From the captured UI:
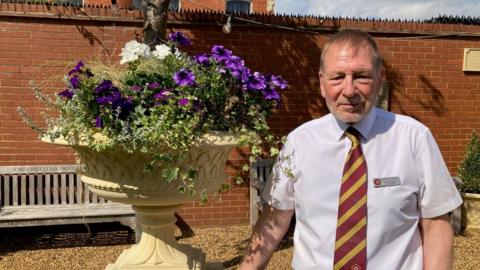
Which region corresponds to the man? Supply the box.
[240,29,462,270]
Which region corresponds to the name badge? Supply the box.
[373,176,401,188]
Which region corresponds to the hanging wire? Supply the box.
[185,0,322,34]
[182,0,480,39]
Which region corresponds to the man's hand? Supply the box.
[420,214,454,270]
[239,206,294,270]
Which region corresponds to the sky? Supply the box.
[274,0,480,21]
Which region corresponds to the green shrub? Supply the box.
[458,130,480,193]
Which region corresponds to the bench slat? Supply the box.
[68,174,75,204]
[3,176,10,206]
[12,175,18,206]
[84,180,90,203]
[53,174,59,204]
[76,176,82,204]
[45,174,51,205]
[20,175,26,205]
[60,174,67,204]
[29,175,35,205]
[92,190,98,203]
[0,203,134,221]
[36,175,43,205]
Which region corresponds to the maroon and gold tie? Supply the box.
[333,127,367,270]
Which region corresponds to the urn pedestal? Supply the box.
[45,132,238,269]
[461,192,480,231]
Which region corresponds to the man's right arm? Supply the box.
[239,206,294,270]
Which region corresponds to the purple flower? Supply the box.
[95,116,103,128]
[70,75,80,89]
[178,98,189,106]
[153,89,171,101]
[118,98,134,119]
[193,100,204,112]
[95,90,121,105]
[131,85,142,92]
[211,45,233,62]
[147,82,161,89]
[244,72,266,91]
[58,88,74,99]
[194,53,211,66]
[94,80,115,94]
[68,61,84,76]
[236,68,251,83]
[225,56,249,81]
[268,75,288,90]
[173,69,196,87]
[225,56,244,71]
[262,88,280,102]
[168,32,191,46]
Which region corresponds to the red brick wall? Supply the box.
[181,0,225,12]
[1,5,479,225]
[82,0,270,13]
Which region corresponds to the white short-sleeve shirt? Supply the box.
[263,107,462,270]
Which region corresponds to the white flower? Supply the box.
[152,44,172,60]
[119,40,151,65]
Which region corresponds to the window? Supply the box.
[133,0,180,11]
[226,0,251,14]
[169,0,180,11]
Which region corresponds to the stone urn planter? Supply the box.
[43,131,238,270]
[461,192,480,231]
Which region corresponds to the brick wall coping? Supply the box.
[1,2,480,37]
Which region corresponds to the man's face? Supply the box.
[319,43,383,124]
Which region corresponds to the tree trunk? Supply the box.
[143,0,171,48]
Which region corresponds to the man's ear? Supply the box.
[378,65,386,85]
[319,71,326,98]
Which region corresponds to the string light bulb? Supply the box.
[223,15,232,34]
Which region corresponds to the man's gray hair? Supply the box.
[319,29,383,71]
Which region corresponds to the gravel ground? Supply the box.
[0,223,478,270]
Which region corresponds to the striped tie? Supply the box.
[333,127,367,270]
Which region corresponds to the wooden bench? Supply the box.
[249,159,274,227]
[0,165,135,229]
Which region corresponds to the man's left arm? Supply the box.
[419,214,454,270]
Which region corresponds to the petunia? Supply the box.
[147,82,161,89]
[118,98,134,119]
[194,53,211,66]
[153,89,171,100]
[119,40,151,64]
[131,85,142,92]
[178,98,189,106]
[152,44,172,60]
[225,55,245,72]
[244,72,266,91]
[95,116,103,128]
[262,88,280,102]
[68,61,84,76]
[168,32,191,46]
[70,75,80,89]
[94,80,115,94]
[269,75,288,90]
[173,69,196,87]
[58,88,74,100]
[211,45,233,63]
[193,100,204,112]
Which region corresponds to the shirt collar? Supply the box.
[330,107,377,141]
